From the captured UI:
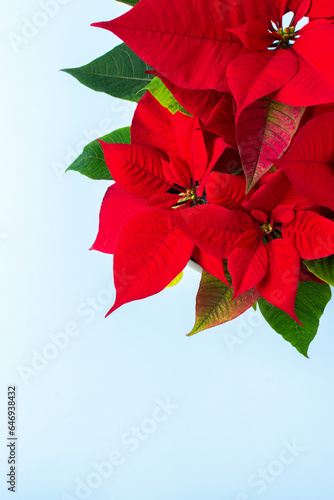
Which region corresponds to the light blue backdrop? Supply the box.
[1,2,333,499]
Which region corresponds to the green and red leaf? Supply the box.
[236,97,305,192]
[188,270,260,335]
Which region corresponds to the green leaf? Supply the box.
[116,0,139,5]
[62,44,152,102]
[142,77,191,115]
[258,281,331,357]
[188,271,260,336]
[303,256,334,286]
[66,127,130,180]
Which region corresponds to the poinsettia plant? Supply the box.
[63,0,334,357]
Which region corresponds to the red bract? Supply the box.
[227,6,334,116]
[288,0,334,18]
[169,170,334,321]
[65,0,334,351]
[275,111,334,211]
[102,93,226,206]
[227,48,298,120]
[92,0,334,195]
[93,0,334,115]
[147,71,237,147]
[108,209,194,314]
[92,0,267,92]
[91,184,149,254]
[92,93,230,312]
[271,23,334,108]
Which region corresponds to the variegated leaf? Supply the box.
[236,97,305,192]
[188,270,260,336]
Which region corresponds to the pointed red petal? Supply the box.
[228,22,278,51]
[282,211,334,259]
[266,0,288,22]
[147,71,236,144]
[148,192,181,209]
[227,49,298,121]
[197,136,228,198]
[192,247,230,286]
[251,209,268,223]
[233,229,261,248]
[282,182,317,211]
[131,92,189,157]
[173,115,208,181]
[242,169,290,214]
[294,0,311,24]
[257,239,301,323]
[288,0,334,18]
[228,238,268,296]
[108,210,194,314]
[206,172,247,209]
[99,141,170,199]
[294,24,334,96]
[93,0,268,91]
[161,157,192,190]
[273,28,334,106]
[275,112,334,211]
[200,96,236,146]
[91,185,149,254]
[271,204,296,223]
[167,205,256,259]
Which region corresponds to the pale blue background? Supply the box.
[1,2,333,499]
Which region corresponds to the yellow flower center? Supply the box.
[277,26,295,44]
[172,189,197,209]
[185,189,196,200]
[262,221,273,234]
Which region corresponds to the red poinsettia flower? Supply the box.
[101,92,226,211]
[168,169,334,321]
[91,93,228,314]
[92,0,334,119]
[226,0,334,119]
